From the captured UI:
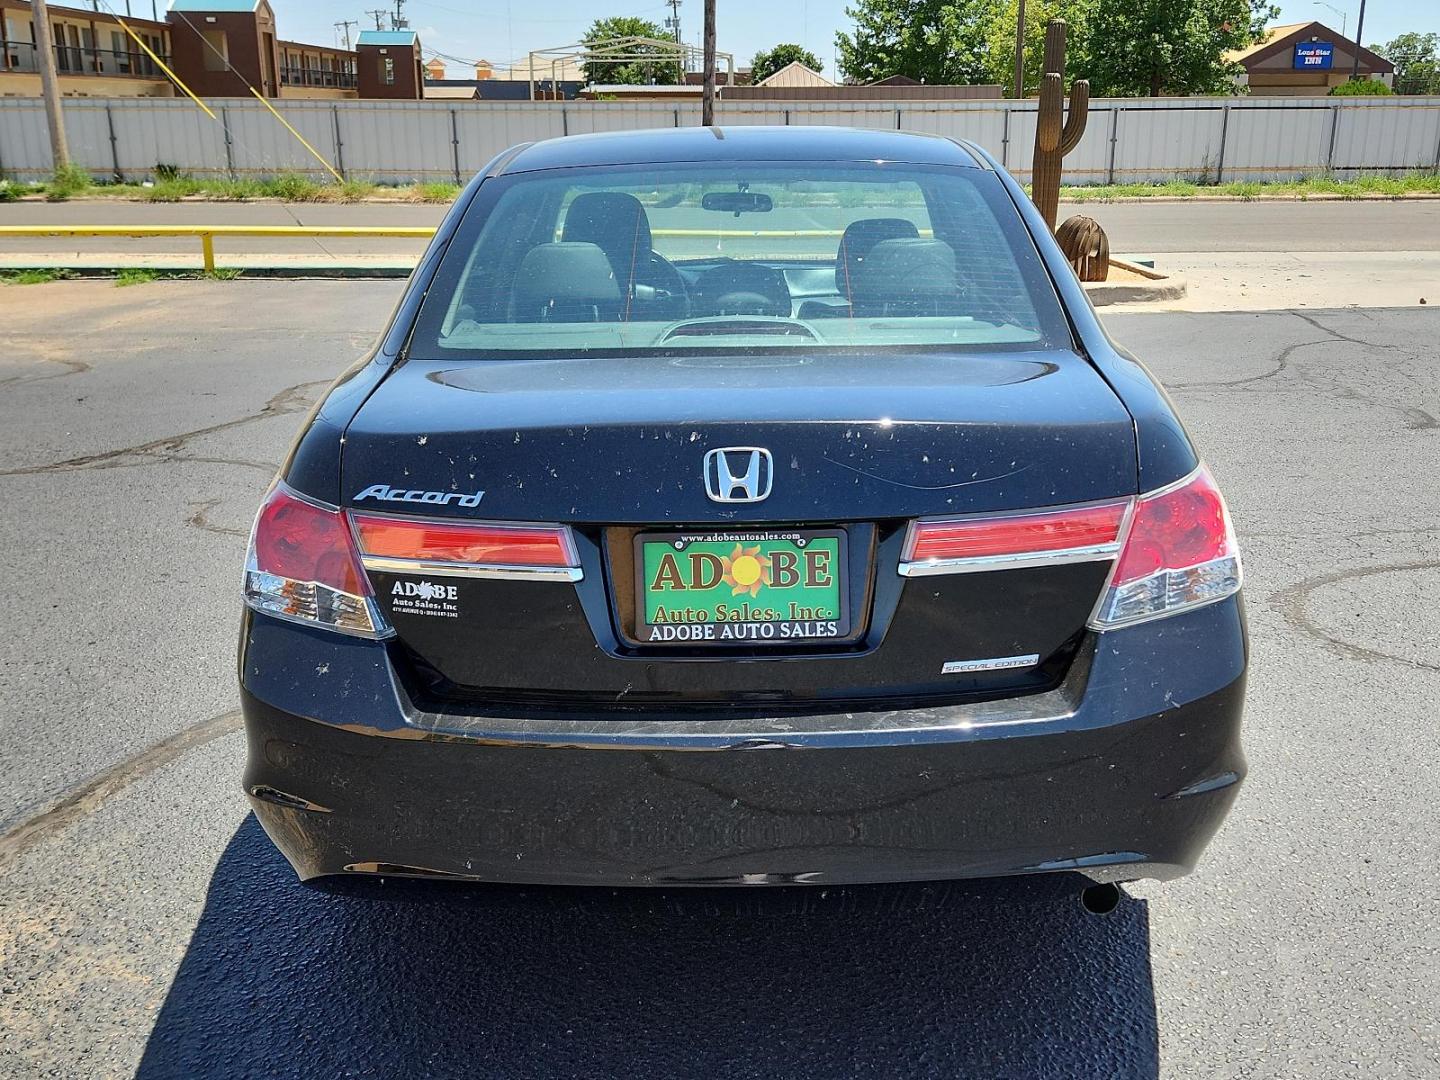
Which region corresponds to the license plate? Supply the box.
[634,528,850,645]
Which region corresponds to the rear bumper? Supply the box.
[240,597,1247,887]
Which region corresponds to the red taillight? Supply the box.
[254,486,368,594]
[902,500,1128,568]
[244,484,383,637]
[1093,465,1241,628]
[1111,468,1231,586]
[351,515,579,572]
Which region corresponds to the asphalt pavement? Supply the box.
[0,280,1437,1078]
[3,196,1440,254]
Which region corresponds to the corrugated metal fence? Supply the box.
[1,95,1438,185]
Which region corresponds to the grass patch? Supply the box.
[115,268,161,287]
[200,267,243,280]
[1062,173,1440,201]
[1,268,78,285]
[44,163,93,201]
[410,182,462,203]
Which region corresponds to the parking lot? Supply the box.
[1,279,1437,1078]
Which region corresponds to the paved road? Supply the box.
[3,197,1440,254]
[1,281,1437,1078]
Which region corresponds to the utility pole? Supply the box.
[334,20,358,49]
[701,0,715,125]
[366,9,388,31]
[391,0,408,30]
[1349,0,1367,81]
[1012,0,1026,97]
[31,0,70,171]
[664,0,683,78]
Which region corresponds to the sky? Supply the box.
[258,1,1439,81]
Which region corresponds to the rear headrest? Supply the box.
[849,238,957,306]
[510,242,621,321]
[560,192,652,280]
[837,217,920,298]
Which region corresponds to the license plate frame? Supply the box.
[632,527,851,647]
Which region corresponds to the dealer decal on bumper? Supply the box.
[389,580,460,619]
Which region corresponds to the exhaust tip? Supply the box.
[1080,882,1123,915]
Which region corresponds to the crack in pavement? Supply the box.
[1167,337,1329,390]
[0,379,326,478]
[0,709,244,873]
[1270,560,1440,673]
[186,498,248,538]
[1289,310,1402,352]
[0,340,93,388]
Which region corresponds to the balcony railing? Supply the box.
[2,41,170,79]
[280,65,357,89]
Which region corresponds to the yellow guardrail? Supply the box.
[0,225,437,273]
[0,223,938,273]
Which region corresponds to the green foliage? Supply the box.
[581,16,680,85]
[1376,32,1440,96]
[1,269,77,285]
[412,182,461,203]
[1329,78,1392,96]
[200,267,243,280]
[0,180,18,203]
[750,43,825,84]
[1083,0,1277,97]
[260,173,324,201]
[115,269,161,287]
[980,0,1094,95]
[45,163,93,201]
[836,0,997,85]
[1059,174,1440,200]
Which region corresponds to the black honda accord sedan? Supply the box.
[240,126,1245,891]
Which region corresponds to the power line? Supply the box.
[334,19,358,49]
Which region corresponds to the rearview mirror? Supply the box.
[701,191,774,215]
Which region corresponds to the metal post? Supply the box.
[1106,107,1119,184]
[221,105,235,179]
[201,233,215,273]
[1000,105,1010,167]
[105,102,122,180]
[449,108,460,183]
[1350,0,1367,81]
[1215,105,1230,184]
[333,104,346,179]
[895,107,902,129]
[701,0,715,126]
[1012,0,1025,98]
[32,0,70,170]
[1325,102,1340,173]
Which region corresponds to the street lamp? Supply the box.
[1313,1,1346,39]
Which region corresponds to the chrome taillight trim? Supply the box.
[359,555,583,583]
[898,542,1122,577]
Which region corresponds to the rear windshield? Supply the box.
[409,160,1070,358]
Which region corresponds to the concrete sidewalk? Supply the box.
[5,249,1436,313]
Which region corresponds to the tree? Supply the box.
[981,0,1094,95]
[751,43,824,83]
[1329,79,1391,96]
[1082,0,1277,97]
[1375,32,1440,96]
[580,16,680,85]
[836,0,996,85]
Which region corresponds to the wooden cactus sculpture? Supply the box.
[1030,19,1089,231]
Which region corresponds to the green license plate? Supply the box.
[634,528,850,645]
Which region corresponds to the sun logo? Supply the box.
[720,543,771,597]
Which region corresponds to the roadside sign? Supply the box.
[1294,42,1334,70]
